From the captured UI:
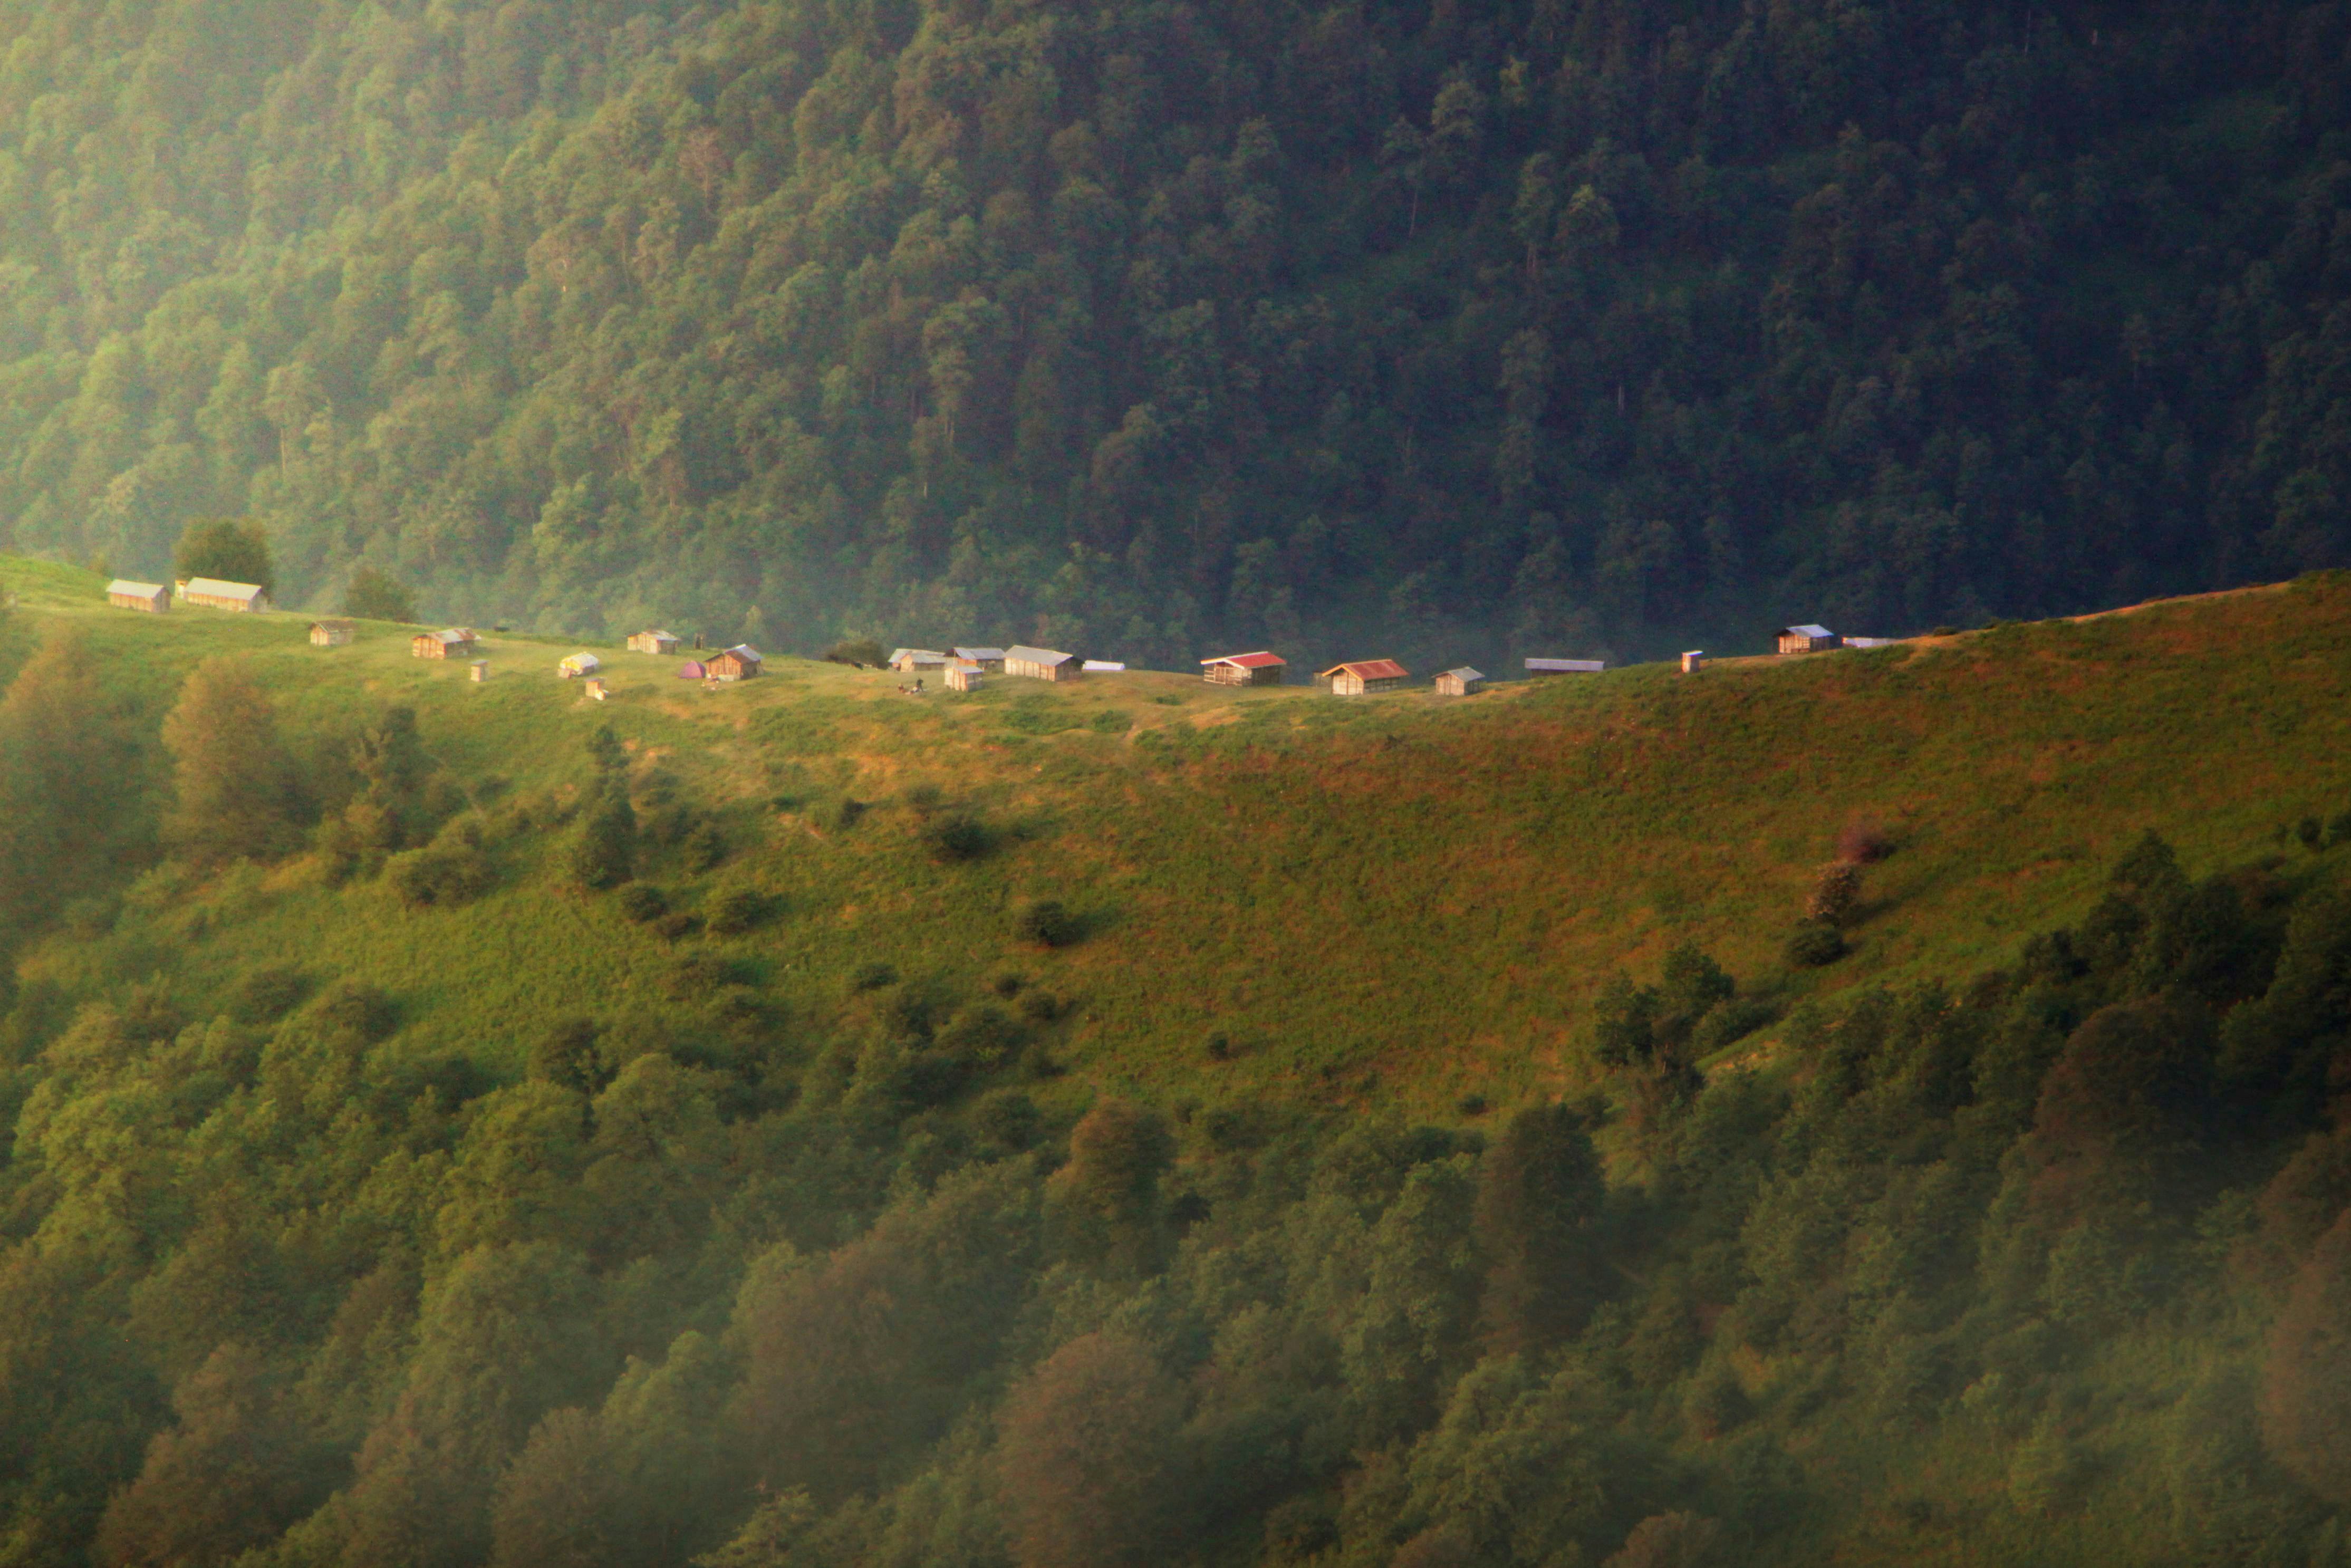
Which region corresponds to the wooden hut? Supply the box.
[1526,658,1605,677]
[1776,624,1840,655]
[413,628,479,659]
[310,619,354,647]
[710,644,764,682]
[1005,646,1081,681]
[946,661,985,692]
[1201,651,1286,686]
[952,646,1006,672]
[469,660,489,682]
[107,580,169,613]
[1433,667,1485,696]
[184,577,269,613]
[889,648,947,673]
[1317,659,1408,696]
[627,629,680,655]
[558,651,602,678]
[1680,650,1706,674]
[584,677,610,701]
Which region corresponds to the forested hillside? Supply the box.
[0,1,2348,661]
[2,563,2351,1565]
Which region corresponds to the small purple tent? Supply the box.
[678,660,707,679]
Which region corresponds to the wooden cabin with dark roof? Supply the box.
[710,645,764,682]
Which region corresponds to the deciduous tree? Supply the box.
[996,1332,1189,1568]
[160,658,301,864]
[1473,1103,1605,1353]
[173,519,274,597]
[2262,1207,2351,1505]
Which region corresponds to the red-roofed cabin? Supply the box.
[1317,659,1409,696]
[1201,651,1287,687]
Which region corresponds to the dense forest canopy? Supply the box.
[0,0,2346,662]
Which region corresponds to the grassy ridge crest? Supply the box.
[5,552,2347,1118]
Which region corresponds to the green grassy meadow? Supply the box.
[8,551,2348,1127]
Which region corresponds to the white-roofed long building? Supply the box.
[182,577,269,612]
[106,580,169,613]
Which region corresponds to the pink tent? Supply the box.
[677,661,707,678]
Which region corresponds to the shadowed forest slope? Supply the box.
[4,2,2351,665]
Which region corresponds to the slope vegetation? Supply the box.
[5,556,2347,1112]
[0,559,2348,1567]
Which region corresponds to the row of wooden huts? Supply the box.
[101,579,1884,691]
[402,624,765,686]
[588,636,766,683]
[1199,651,1610,695]
[1189,623,1886,694]
[882,646,1128,690]
[107,576,271,613]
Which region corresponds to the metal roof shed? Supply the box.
[1005,646,1081,680]
[1318,659,1409,695]
[1202,651,1288,686]
[1776,625,1841,653]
